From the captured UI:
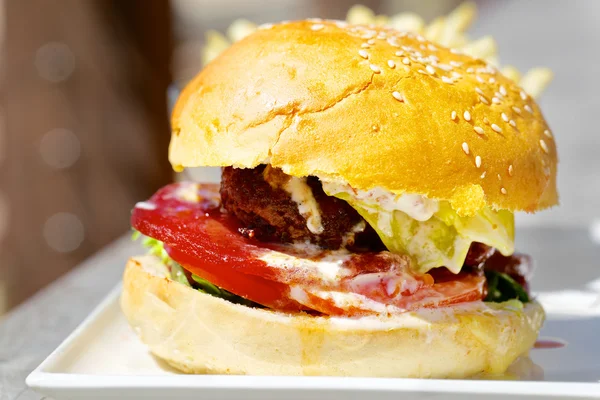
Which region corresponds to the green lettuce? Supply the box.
[327,194,514,274]
[484,270,529,303]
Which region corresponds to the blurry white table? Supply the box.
[1,227,600,399]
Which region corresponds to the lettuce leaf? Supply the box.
[484,270,529,303]
[327,194,514,274]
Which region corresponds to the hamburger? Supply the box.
[121,19,557,378]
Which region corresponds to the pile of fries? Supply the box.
[201,2,551,98]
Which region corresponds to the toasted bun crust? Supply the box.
[170,20,557,216]
[121,256,544,378]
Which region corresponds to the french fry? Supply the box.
[346,5,376,25]
[201,30,230,66]
[520,68,553,99]
[501,66,522,84]
[389,12,425,33]
[227,19,257,42]
[424,17,446,44]
[461,36,498,62]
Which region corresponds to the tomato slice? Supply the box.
[132,182,485,316]
[166,245,306,311]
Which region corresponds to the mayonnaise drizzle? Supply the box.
[283,177,324,234]
[321,182,439,222]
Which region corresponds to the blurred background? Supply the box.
[0,0,598,315]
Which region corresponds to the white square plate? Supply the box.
[25,281,600,400]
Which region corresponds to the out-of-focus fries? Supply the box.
[201,30,231,66]
[461,36,498,65]
[200,2,551,98]
[227,19,257,42]
[520,68,553,99]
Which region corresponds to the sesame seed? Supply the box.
[512,106,522,114]
[451,111,457,120]
[540,139,549,153]
[544,129,552,138]
[395,51,404,56]
[370,64,381,73]
[258,23,273,30]
[311,24,324,31]
[525,104,534,113]
[476,75,485,83]
[498,174,502,181]
[449,61,462,67]
[499,86,507,96]
[358,49,369,59]
[392,91,404,102]
[425,65,436,75]
[509,120,517,127]
[451,71,462,78]
[501,113,509,122]
[463,111,471,121]
[495,92,504,99]
[474,126,485,135]
[489,77,496,84]
[475,87,485,95]
[418,69,427,75]
[483,117,490,125]
[361,43,370,48]
[475,156,482,168]
[501,187,507,195]
[491,124,502,133]
[428,44,437,51]
[387,60,396,68]
[466,67,474,73]
[367,38,375,45]
[479,96,490,105]
[441,76,453,84]
[387,37,400,47]
[520,91,528,100]
[480,171,487,179]
[508,165,514,176]
[462,142,470,155]
[492,97,501,104]
[402,57,411,65]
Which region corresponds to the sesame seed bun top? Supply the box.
[170,20,558,216]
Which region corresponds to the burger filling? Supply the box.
[131,166,531,317]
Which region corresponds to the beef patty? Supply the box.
[220,165,383,250]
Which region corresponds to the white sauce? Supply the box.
[258,245,351,283]
[321,182,438,222]
[175,182,199,202]
[283,177,324,234]
[290,286,406,314]
[134,201,157,210]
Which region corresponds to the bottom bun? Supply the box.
[121,255,544,378]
